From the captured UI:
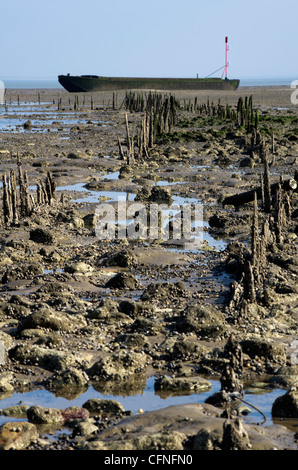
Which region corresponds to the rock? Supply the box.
[239,156,255,168]
[8,343,84,371]
[240,338,286,363]
[0,372,14,392]
[87,349,147,381]
[87,298,132,324]
[2,263,43,284]
[83,213,99,229]
[64,261,93,274]
[18,306,85,332]
[192,427,222,450]
[154,376,212,393]
[270,365,298,387]
[61,406,89,423]
[27,405,89,425]
[71,419,98,437]
[135,186,173,205]
[128,317,162,335]
[272,385,298,418]
[102,249,136,267]
[141,281,187,301]
[27,405,64,425]
[29,228,55,245]
[0,405,29,419]
[23,119,32,130]
[169,336,207,361]
[67,150,92,160]
[105,272,142,290]
[82,399,125,416]
[118,299,144,318]
[84,431,187,451]
[44,368,89,391]
[115,332,150,350]
[0,422,38,450]
[0,331,13,363]
[175,303,227,338]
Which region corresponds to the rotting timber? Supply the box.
[0,87,298,450]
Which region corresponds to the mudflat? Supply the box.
[0,85,297,451]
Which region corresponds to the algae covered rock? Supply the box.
[272,384,298,418]
[0,421,38,450]
[82,398,125,417]
[154,376,212,394]
[87,349,148,381]
[175,302,227,339]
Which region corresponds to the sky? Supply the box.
[0,0,297,81]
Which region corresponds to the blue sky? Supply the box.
[1,0,297,80]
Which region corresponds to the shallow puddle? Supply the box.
[0,376,290,430]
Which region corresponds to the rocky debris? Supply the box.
[82,399,125,417]
[272,385,298,418]
[175,302,228,339]
[135,185,173,205]
[240,338,286,364]
[17,306,86,333]
[29,227,55,245]
[87,349,148,381]
[105,272,142,290]
[2,263,43,284]
[87,297,132,324]
[141,281,188,301]
[43,368,90,392]
[27,405,89,425]
[8,343,85,371]
[102,248,136,267]
[154,375,212,393]
[0,88,298,450]
[0,421,38,450]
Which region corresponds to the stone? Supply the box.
[105,272,142,290]
[29,227,55,245]
[27,405,64,425]
[272,385,298,418]
[175,302,226,338]
[8,343,84,371]
[270,365,298,387]
[154,376,212,393]
[102,249,136,267]
[240,338,286,362]
[18,306,85,332]
[82,398,125,416]
[64,261,93,274]
[2,263,43,284]
[0,422,38,450]
[141,281,187,301]
[0,372,14,392]
[87,349,147,381]
[192,427,221,450]
[44,368,89,391]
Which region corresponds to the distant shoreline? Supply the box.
[1,78,296,90]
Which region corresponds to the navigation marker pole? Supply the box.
[222,36,229,80]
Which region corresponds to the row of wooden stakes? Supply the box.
[2,160,56,227]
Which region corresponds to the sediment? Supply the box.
[0,85,297,451]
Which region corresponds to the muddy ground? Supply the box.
[0,85,297,451]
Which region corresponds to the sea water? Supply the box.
[1,77,297,89]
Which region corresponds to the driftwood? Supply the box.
[222,177,297,207]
